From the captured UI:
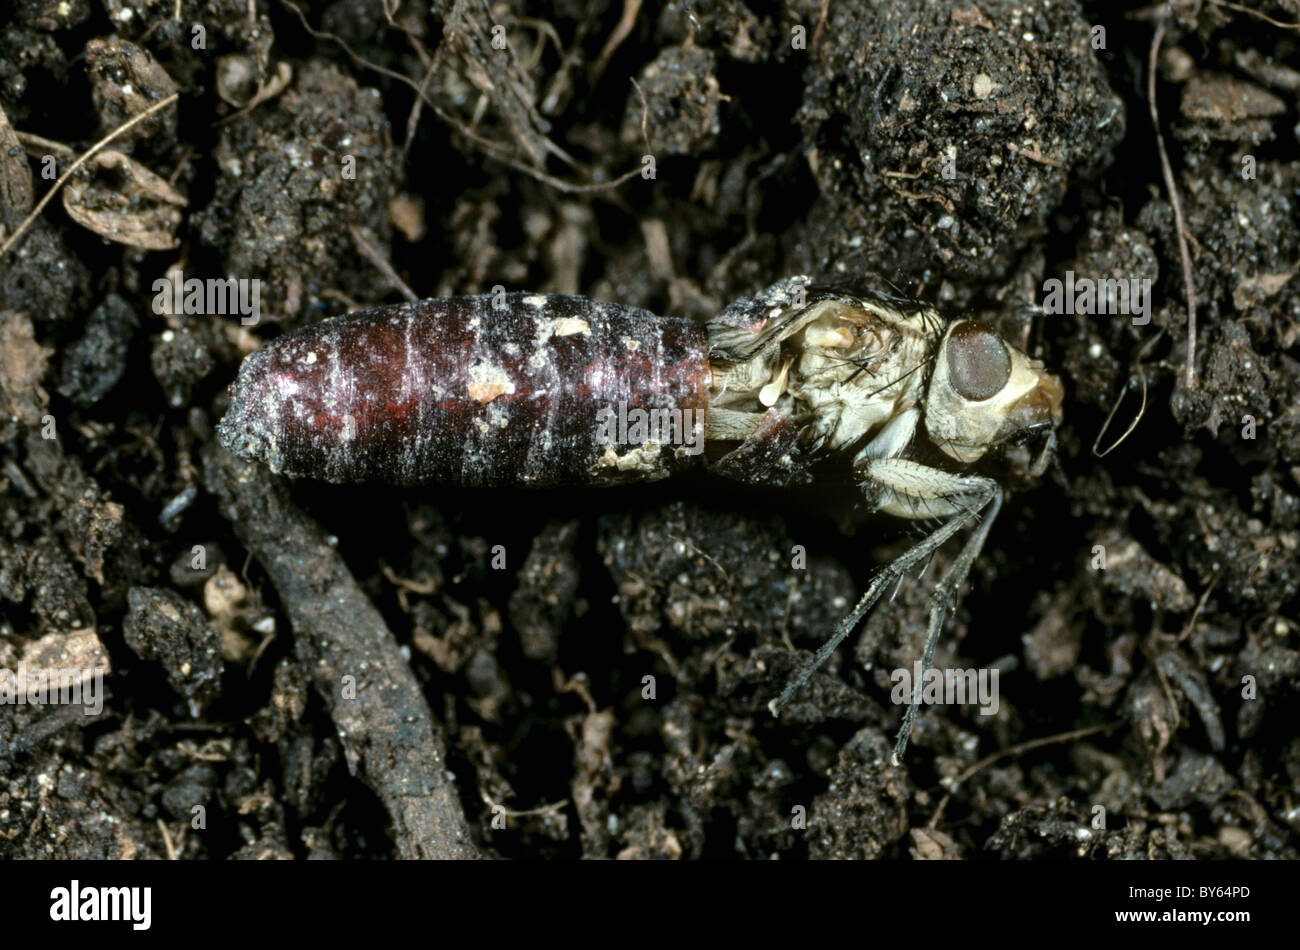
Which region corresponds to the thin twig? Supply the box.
[630,77,652,155]
[812,0,830,51]
[0,92,180,261]
[927,721,1122,829]
[1093,373,1148,458]
[14,130,74,160]
[281,0,642,195]
[1093,328,1163,458]
[403,40,442,163]
[1007,142,1063,168]
[156,819,178,860]
[1147,13,1197,391]
[1207,0,1300,29]
[1176,569,1221,643]
[591,0,641,84]
[349,225,417,302]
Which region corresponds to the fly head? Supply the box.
[922,320,1063,473]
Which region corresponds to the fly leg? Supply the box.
[887,469,1002,763]
[768,458,1002,763]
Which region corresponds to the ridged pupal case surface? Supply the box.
[218,294,712,486]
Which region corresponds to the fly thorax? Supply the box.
[780,304,933,452]
[703,287,945,457]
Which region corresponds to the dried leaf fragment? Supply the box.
[216,56,293,110]
[62,149,186,250]
[0,106,34,227]
[1233,272,1294,311]
[0,310,52,429]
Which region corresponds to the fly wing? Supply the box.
[707,278,941,363]
[706,276,822,361]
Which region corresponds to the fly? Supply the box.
[218,276,1065,762]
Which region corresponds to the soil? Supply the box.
[1,0,1298,859]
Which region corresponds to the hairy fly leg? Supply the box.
[873,460,1003,764]
[769,458,1001,763]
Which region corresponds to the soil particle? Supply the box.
[622,46,723,157]
[57,294,137,407]
[808,729,911,859]
[2,0,1299,862]
[1095,528,1195,613]
[1178,74,1286,145]
[84,36,179,147]
[798,0,1124,289]
[0,753,156,859]
[151,324,215,409]
[123,586,223,707]
[195,61,399,320]
[508,519,581,664]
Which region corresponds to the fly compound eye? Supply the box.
[946,321,1011,401]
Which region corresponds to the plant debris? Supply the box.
[0,0,1297,861]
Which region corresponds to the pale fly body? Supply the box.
[219,275,1064,760]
